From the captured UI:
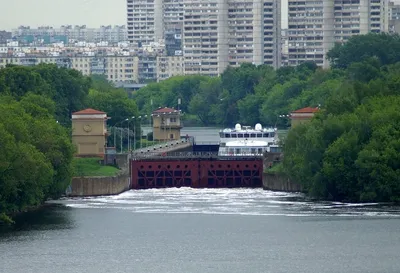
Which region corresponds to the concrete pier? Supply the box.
[69,172,130,197]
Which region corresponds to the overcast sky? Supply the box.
[0,0,126,30]
[1,0,288,30]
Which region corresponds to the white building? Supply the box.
[127,0,164,46]
[156,56,184,81]
[287,0,389,68]
[183,0,281,77]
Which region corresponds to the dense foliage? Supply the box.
[0,64,91,125]
[282,35,400,202]
[0,94,74,223]
[0,66,139,223]
[134,60,340,127]
[283,63,400,202]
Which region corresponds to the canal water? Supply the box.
[1,128,400,273]
[1,188,400,273]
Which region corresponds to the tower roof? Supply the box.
[291,107,319,114]
[72,108,106,115]
[152,107,179,114]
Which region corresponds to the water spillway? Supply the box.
[130,150,263,189]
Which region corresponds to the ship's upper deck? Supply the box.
[219,123,277,144]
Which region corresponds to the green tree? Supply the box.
[327,33,400,69]
[0,94,75,222]
[86,88,139,126]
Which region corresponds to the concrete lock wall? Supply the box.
[262,173,303,192]
[69,172,130,197]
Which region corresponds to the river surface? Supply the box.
[1,188,400,273]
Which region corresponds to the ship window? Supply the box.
[251,148,256,154]
[238,133,243,138]
[250,133,256,138]
[258,148,263,154]
[219,132,224,137]
[231,133,237,138]
[263,133,269,137]
[270,132,275,137]
[228,148,234,154]
[244,133,250,138]
[235,148,241,154]
[225,133,231,138]
[257,133,262,137]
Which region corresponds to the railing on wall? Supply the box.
[130,151,264,161]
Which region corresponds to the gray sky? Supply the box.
[1,0,288,30]
[0,0,126,30]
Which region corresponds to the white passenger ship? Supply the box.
[218,123,280,156]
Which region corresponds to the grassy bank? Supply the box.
[73,157,119,177]
[264,162,284,174]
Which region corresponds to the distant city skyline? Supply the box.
[1,0,289,31]
[0,0,126,30]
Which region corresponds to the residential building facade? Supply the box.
[156,56,184,81]
[127,0,164,46]
[389,1,400,33]
[287,0,389,68]
[182,0,281,77]
[0,53,139,84]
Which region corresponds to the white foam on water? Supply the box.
[58,188,400,218]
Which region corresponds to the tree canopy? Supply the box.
[0,67,140,223]
[0,94,74,223]
[282,53,400,203]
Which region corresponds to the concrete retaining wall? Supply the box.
[115,154,129,170]
[69,172,130,197]
[262,173,303,192]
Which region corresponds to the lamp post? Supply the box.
[140,115,147,149]
[114,120,124,149]
[129,116,136,151]
[121,118,129,153]
[150,113,155,142]
[137,116,142,150]
[168,112,172,140]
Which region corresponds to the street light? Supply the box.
[129,116,136,151]
[114,119,125,150]
[121,118,129,153]
[137,116,141,150]
[139,115,147,149]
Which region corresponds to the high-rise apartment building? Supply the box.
[389,1,400,33]
[127,0,183,53]
[183,0,281,77]
[163,0,184,56]
[287,0,389,68]
[127,0,164,46]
